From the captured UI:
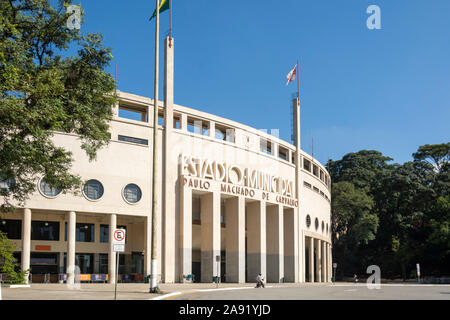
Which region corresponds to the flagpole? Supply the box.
[297,59,300,99]
[150,0,160,294]
[170,0,173,39]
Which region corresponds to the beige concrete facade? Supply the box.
[1,36,332,284]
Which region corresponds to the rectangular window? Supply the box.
[303,158,311,172]
[313,164,319,177]
[187,117,207,135]
[278,146,289,161]
[99,253,108,274]
[173,114,181,129]
[303,181,312,189]
[0,219,22,240]
[320,190,325,197]
[158,111,164,127]
[74,223,95,242]
[215,124,235,143]
[313,186,320,193]
[260,138,272,155]
[31,221,60,241]
[119,105,148,122]
[76,253,94,274]
[320,170,324,181]
[100,224,109,243]
[118,135,148,145]
[202,123,210,136]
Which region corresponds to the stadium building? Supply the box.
[0,37,332,284]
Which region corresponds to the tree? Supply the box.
[327,150,393,191]
[413,143,450,173]
[329,144,449,279]
[0,230,29,284]
[0,0,117,211]
[331,181,378,277]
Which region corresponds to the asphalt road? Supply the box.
[1,283,449,300]
[165,284,450,300]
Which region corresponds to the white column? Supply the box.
[66,211,76,285]
[329,243,332,282]
[180,183,192,282]
[21,208,31,284]
[225,196,245,283]
[144,215,152,277]
[108,214,117,284]
[266,204,284,283]
[308,237,314,282]
[181,113,187,131]
[322,240,327,282]
[200,192,221,283]
[300,231,305,283]
[246,200,266,282]
[315,239,322,283]
[209,121,215,139]
[272,141,279,158]
[163,36,175,283]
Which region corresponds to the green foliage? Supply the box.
[331,181,377,246]
[0,0,117,211]
[413,143,450,173]
[328,143,450,279]
[0,231,28,284]
[327,150,393,191]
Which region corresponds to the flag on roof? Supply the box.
[286,64,297,85]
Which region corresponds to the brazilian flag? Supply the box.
[149,0,170,21]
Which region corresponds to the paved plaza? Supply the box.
[1,282,449,300]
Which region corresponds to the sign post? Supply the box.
[112,229,126,300]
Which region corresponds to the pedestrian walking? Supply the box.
[256,273,265,288]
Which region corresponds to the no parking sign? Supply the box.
[113,229,126,252]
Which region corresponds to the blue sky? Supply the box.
[76,0,449,165]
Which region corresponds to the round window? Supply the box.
[326,223,329,234]
[315,218,319,230]
[39,179,61,197]
[123,184,142,204]
[306,215,311,228]
[83,179,104,200]
[322,221,325,232]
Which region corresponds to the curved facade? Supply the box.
[0,37,331,284]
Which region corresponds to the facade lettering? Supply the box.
[181,154,294,198]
